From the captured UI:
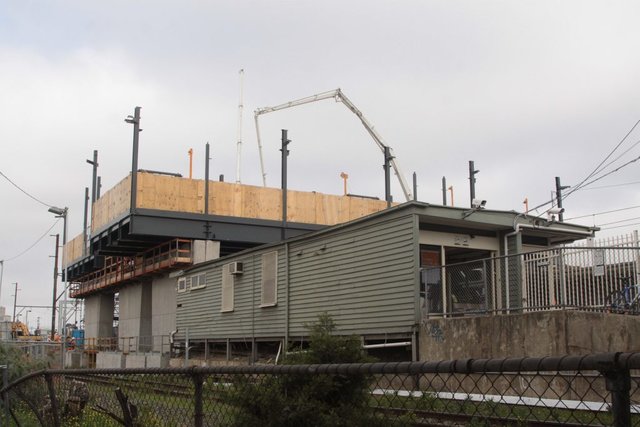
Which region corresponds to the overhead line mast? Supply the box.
[254,88,413,201]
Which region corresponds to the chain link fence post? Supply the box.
[44,373,61,427]
[602,367,631,427]
[193,371,204,427]
[1,365,8,427]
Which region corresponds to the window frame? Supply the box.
[220,263,234,312]
[260,251,278,307]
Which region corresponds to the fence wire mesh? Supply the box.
[2,352,639,426]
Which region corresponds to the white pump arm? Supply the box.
[254,88,412,201]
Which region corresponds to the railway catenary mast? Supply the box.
[254,88,413,201]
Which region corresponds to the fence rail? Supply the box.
[1,352,639,426]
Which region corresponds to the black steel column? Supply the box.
[89,150,98,204]
[205,142,210,215]
[555,176,568,222]
[82,187,88,256]
[97,176,102,199]
[281,129,290,240]
[412,172,417,201]
[383,146,392,208]
[469,160,478,207]
[442,176,447,206]
[127,107,142,213]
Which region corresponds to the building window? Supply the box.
[221,263,234,312]
[190,273,207,290]
[261,251,278,307]
[177,278,188,293]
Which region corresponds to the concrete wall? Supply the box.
[193,240,220,264]
[420,311,640,361]
[118,282,152,352]
[151,275,176,351]
[84,294,114,340]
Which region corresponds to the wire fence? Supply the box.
[422,243,640,318]
[1,352,639,426]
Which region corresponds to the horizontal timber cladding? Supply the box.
[175,212,417,341]
[176,246,287,341]
[287,214,416,336]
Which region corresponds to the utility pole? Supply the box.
[51,234,59,340]
[281,129,290,240]
[469,161,479,207]
[11,282,18,323]
[555,177,569,222]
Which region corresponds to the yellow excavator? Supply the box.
[10,322,44,341]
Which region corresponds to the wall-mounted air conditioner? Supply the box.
[229,261,244,275]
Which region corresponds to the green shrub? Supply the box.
[227,313,386,427]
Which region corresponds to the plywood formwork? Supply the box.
[91,175,132,232]
[65,172,391,267]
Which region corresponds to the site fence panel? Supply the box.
[2,352,639,426]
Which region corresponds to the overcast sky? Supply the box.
[1,1,639,330]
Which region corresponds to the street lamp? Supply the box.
[48,206,68,368]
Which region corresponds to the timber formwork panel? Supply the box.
[65,172,392,268]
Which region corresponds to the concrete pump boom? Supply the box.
[254,88,412,201]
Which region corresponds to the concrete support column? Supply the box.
[84,294,115,342]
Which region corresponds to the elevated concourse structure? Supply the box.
[62,171,391,366]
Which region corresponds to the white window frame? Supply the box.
[220,263,234,312]
[260,251,278,307]
[177,277,188,293]
[190,273,207,290]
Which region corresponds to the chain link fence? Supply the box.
[1,352,639,426]
[422,245,640,317]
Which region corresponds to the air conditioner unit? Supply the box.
[229,262,244,275]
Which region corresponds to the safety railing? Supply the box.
[1,352,639,426]
[70,239,193,297]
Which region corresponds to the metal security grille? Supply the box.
[1,352,639,426]
[422,242,640,317]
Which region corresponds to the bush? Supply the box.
[0,342,47,384]
[227,313,385,427]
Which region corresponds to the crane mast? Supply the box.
[254,88,412,201]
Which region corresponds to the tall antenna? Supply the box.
[236,69,244,184]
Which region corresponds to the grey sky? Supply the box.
[1,1,639,328]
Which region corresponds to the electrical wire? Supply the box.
[601,222,640,231]
[569,119,640,194]
[0,170,53,208]
[2,219,60,262]
[596,216,640,228]
[565,205,640,221]
[581,181,640,190]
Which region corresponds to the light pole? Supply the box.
[48,206,68,368]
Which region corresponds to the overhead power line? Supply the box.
[565,205,640,221]
[601,222,640,231]
[0,170,53,208]
[582,180,640,190]
[596,216,640,228]
[2,219,60,262]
